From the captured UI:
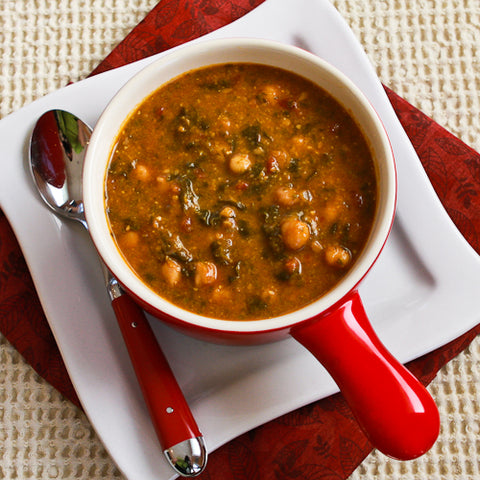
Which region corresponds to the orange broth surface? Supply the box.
[105,63,377,320]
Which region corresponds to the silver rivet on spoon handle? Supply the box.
[29,109,207,477]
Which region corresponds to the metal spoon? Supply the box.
[29,109,207,477]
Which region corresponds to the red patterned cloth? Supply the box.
[1,1,479,479]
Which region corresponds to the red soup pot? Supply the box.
[84,38,439,461]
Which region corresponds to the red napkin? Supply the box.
[1,1,479,478]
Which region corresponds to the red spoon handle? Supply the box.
[292,290,440,460]
[112,294,202,450]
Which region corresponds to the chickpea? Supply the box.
[220,206,236,230]
[220,206,235,218]
[194,261,218,287]
[161,257,182,286]
[311,240,324,253]
[281,217,310,251]
[120,230,140,249]
[275,186,299,207]
[325,245,352,268]
[223,218,236,230]
[262,84,281,103]
[229,153,252,174]
[134,164,150,181]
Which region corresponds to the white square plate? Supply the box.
[0,1,479,479]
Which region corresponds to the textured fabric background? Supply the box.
[0,1,479,479]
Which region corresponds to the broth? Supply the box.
[105,63,377,320]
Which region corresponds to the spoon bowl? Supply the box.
[30,110,89,225]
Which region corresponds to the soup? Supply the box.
[105,63,377,320]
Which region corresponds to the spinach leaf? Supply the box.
[171,175,200,213]
[247,295,268,314]
[211,238,234,265]
[151,230,193,264]
[241,124,272,151]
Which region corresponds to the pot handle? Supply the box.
[112,294,204,451]
[291,290,439,460]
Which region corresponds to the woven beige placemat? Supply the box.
[0,1,479,479]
